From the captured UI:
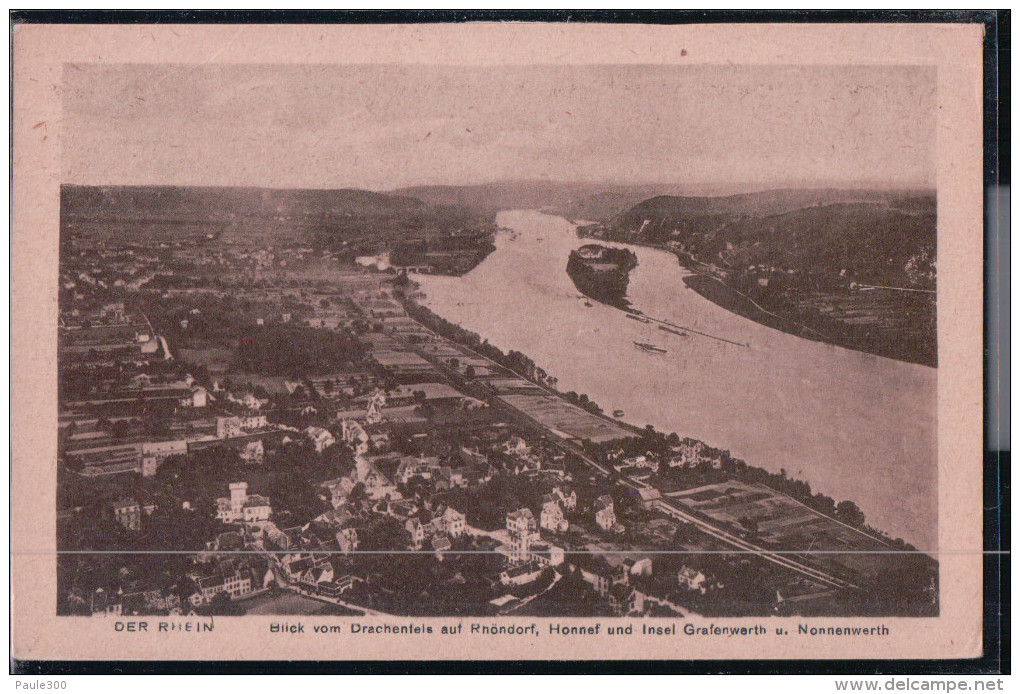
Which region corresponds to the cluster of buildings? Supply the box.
[403,504,466,554]
[58,303,292,481]
[65,553,272,617]
[186,556,271,608]
[56,289,725,618]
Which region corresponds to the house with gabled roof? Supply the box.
[609,583,642,616]
[405,517,426,550]
[299,561,334,590]
[335,527,359,555]
[441,506,466,537]
[499,561,544,586]
[242,494,272,524]
[109,498,141,531]
[284,555,315,582]
[553,485,577,511]
[540,499,569,533]
[678,565,707,593]
[305,426,335,453]
[506,508,540,564]
[90,587,123,617]
[318,574,355,598]
[594,495,617,531]
[320,477,351,508]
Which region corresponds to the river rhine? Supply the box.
[414,210,937,550]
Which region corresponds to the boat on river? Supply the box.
[634,341,668,355]
[658,324,688,337]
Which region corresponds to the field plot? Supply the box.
[460,356,497,368]
[797,290,934,332]
[498,394,633,443]
[384,317,425,331]
[667,481,898,580]
[392,382,467,400]
[371,350,433,368]
[422,343,469,358]
[481,378,542,392]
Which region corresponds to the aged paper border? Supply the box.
[11,22,985,661]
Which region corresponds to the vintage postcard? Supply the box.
[11,20,986,662]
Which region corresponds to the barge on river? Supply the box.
[633,341,668,355]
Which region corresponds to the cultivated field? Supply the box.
[498,394,632,443]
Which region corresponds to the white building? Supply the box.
[184,386,208,408]
[242,495,272,524]
[240,440,264,465]
[405,517,426,550]
[241,414,268,430]
[594,495,617,531]
[336,527,359,555]
[679,566,707,593]
[441,507,466,538]
[540,500,569,533]
[217,416,243,439]
[506,508,539,564]
[553,486,577,511]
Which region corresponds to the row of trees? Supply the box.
[404,301,550,386]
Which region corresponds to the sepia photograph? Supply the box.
[12,20,989,664]
[55,61,939,620]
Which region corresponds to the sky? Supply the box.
[62,63,936,191]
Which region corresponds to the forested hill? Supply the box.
[591,190,936,290]
[582,189,937,366]
[613,188,933,220]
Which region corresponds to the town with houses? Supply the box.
[57,198,937,621]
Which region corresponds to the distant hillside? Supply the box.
[62,185,436,224]
[60,184,493,250]
[598,189,936,289]
[394,181,681,221]
[614,188,934,222]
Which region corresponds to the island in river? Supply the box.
[577,191,937,367]
[565,244,639,308]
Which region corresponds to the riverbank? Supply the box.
[584,232,936,368]
[414,210,937,551]
[680,273,822,343]
[681,272,937,368]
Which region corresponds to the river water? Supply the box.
[414,210,937,550]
